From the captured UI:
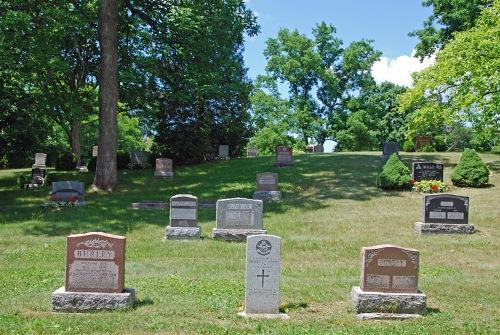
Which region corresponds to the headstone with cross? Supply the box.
[238,234,288,319]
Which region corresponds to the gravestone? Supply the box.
[238,235,288,319]
[253,172,281,202]
[412,162,444,182]
[131,201,168,210]
[415,136,433,151]
[154,158,174,178]
[51,232,135,312]
[32,153,47,169]
[130,151,151,168]
[218,145,229,159]
[212,198,266,241]
[306,145,324,153]
[51,181,85,206]
[415,194,474,234]
[276,146,293,167]
[351,244,426,320]
[381,142,399,163]
[92,146,98,157]
[166,194,200,239]
[247,147,258,157]
[24,168,47,189]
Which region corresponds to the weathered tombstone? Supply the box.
[415,194,474,234]
[276,146,293,167]
[130,151,151,168]
[166,194,201,239]
[212,198,266,241]
[306,145,324,153]
[24,168,47,189]
[51,232,135,312]
[32,153,47,169]
[154,158,174,178]
[351,245,426,320]
[218,145,229,159]
[381,142,399,163]
[415,136,433,151]
[238,235,288,319]
[247,147,258,157]
[253,172,282,202]
[412,162,444,182]
[92,145,98,157]
[131,201,168,210]
[51,181,85,206]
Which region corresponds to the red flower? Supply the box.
[69,196,77,203]
[431,184,439,191]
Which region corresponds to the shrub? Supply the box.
[434,135,447,152]
[55,153,77,171]
[420,144,436,152]
[376,153,412,190]
[403,139,415,152]
[491,145,500,154]
[87,157,97,172]
[117,150,131,170]
[451,148,489,187]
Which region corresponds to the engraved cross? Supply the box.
[257,269,269,288]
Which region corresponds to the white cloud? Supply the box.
[371,50,435,87]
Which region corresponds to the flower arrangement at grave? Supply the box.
[43,196,79,209]
[412,179,450,193]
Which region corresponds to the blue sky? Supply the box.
[243,0,435,87]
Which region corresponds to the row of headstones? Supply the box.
[51,230,426,320]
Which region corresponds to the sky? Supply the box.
[243,0,436,87]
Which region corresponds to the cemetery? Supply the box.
[0,1,499,334]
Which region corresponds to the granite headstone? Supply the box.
[253,173,281,202]
[412,162,444,182]
[154,158,174,178]
[51,181,85,205]
[166,194,200,239]
[276,146,293,167]
[32,153,47,168]
[218,145,229,159]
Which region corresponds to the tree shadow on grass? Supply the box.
[425,307,441,316]
[133,298,154,309]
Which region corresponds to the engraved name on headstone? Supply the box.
[360,245,419,294]
[423,194,468,225]
[412,162,444,182]
[65,232,126,293]
[276,146,293,167]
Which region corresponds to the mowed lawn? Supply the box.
[0,152,499,335]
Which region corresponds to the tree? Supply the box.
[400,2,500,150]
[411,0,494,58]
[94,0,118,191]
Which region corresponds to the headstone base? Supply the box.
[253,191,282,202]
[154,171,174,178]
[415,222,475,234]
[32,164,47,169]
[24,183,44,189]
[131,201,168,210]
[51,287,135,312]
[77,166,88,172]
[166,226,201,240]
[356,313,423,321]
[351,286,426,315]
[238,311,289,320]
[212,229,267,242]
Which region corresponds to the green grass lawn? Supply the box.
[0,152,499,334]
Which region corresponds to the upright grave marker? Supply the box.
[154,158,174,178]
[415,194,474,234]
[253,172,282,202]
[51,232,135,312]
[247,147,258,157]
[218,145,229,159]
[381,142,399,163]
[412,162,444,182]
[352,245,427,320]
[32,153,47,169]
[276,146,293,167]
[415,136,433,151]
[130,151,151,168]
[306,145,324,153]
[166,194,201,239]
[238,235,288,319]
[51,181,85,206]
[92,146,98,157]
[212,198,266,241]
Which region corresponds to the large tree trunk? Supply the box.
[94,0,118,191]
[70,119,82,167]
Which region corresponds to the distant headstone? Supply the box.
[238,235,288,319]
[212,198,266,241]
[381,142,399,163]
[253,172,281,202]
[247,147,258,157]
[51,181,85,205]
[166,194,200,239]
[23,168,47,189]
[412,162,444,182]
[130,151,151,168]
[131,201,168,210]
[306,145,324,153]
[32,153,47,169]
[92,146,98,157]
[415,136,433,151]
[415,194,474,234]
[276,146,293,167]
[51,232,135,312]
[352,244,426,319]
[218,145,229,159]
[154,158,174,178]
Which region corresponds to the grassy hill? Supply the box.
[0,152,499,334]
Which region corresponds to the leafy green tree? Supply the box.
[411,0,494,58]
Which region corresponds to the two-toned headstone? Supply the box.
[51,232,135,312]
[238,235,288,319]
[218,145,229,159]
[412,162,444,182]
[351,245,427,320]
[32,152,47,169]
[212,198,266,241]
[276,146,293,167]
[154,158,174,178]
[51,181,85,206]
[415,194,474,234]
[253,172,282,202]
[166,194,201,239]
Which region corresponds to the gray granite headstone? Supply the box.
[412,162,444,182]
[253,173,281,202]
[238,235,288,319]
[166,194,200,239]
[276,146,293,167]
[130,151,151,168]
[218,145,229,159]
[212,198,266,241]
[32,153,47,168]
[51,181,85,205]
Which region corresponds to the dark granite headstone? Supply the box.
[422,194,468,225]
[382,142,399,156]
[412,162,444,181]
